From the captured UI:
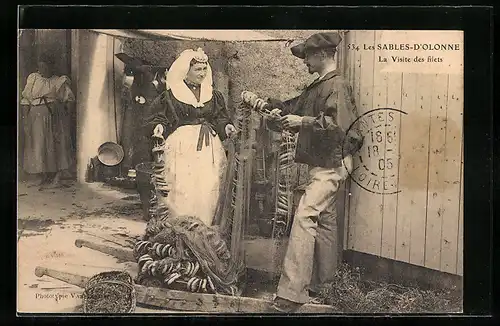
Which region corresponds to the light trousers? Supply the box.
[277,156,352,303]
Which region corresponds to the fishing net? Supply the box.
[134,215,240,295]
[240,91,297,239]
[133,101,253,296]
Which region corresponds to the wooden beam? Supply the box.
[75,238,288,275]
[343,249,463,291]
[75,239,135,262]
[34,266,336,314]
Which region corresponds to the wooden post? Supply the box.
[18,29,36,178]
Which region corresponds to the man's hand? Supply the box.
[280,115,303,129]
[225,124,238,138]
[269,108,282,118]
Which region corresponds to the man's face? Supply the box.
[303,50,324,75]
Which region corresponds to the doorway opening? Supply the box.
[18,29,77,182]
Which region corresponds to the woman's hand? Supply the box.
[20,105,29,131]
[225,124,238,138]
[20,105,30,121]
[153,124,165,138]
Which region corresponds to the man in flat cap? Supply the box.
[265,32,364,312]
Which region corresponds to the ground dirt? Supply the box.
[17,177,461,314]
[17,178,275,314]
[17,178,186,314]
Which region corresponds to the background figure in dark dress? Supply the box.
[114,53,169,173]
[146,48,237,226]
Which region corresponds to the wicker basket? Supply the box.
[83,271,136,314]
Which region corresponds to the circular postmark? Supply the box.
[342,108,408,195]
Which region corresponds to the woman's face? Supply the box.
[185,62,208,85]
[38,61,53,78]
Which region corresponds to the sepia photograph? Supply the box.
[17,28,464,314]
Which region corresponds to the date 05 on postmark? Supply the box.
[343,107,408,195]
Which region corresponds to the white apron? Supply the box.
[160,124,227,226]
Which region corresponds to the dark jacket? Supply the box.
[144,88,232,142]
[267,70,364,169]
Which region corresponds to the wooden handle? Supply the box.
[34,266,335,313]
[34,266,48,278]
[34,266,89,288]
[74,239,136,262]
[74,239,85,248]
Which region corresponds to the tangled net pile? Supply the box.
[132,120,247,296]
[134,215,239,295]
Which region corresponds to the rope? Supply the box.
[112,39,119,143]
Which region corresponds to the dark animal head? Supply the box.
[115,53,168,106]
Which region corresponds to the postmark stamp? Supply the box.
[343,108,408,195]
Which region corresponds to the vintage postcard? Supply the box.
[17,29,463,314]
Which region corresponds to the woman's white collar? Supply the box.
[167,80,213,108]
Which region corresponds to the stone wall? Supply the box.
[121,30,337,115]
[226,30,335,104]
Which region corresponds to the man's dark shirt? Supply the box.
[267,70,364,169]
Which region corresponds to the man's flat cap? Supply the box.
[291,32,343,59]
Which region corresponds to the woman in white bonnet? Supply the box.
[146,48,237,226]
